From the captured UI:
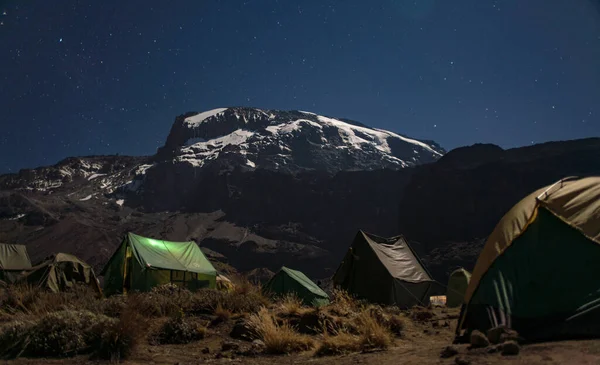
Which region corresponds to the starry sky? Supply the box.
[1,0,599,173]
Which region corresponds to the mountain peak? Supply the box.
[157,107,445,174]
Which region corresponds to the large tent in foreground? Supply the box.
[101,232,217,296]
[333,230,435,308]
[457,176,600,342]
[263,266,330,306]
[0,243,32,283]
[18,253,102,294]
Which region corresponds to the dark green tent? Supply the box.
[0,243,32,284]
[17,253,102,294]
[333,230,435,308]
[100,232,217,296]
[446,268,471,308]
[263,266,330,307]
[457,176,600,342]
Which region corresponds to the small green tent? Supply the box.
[100,232,217,296]
[457,176,600,342]
[18,253,102,294]
[263,266,330,306]
[446,268,471,308]
[333,230,435,308]
[0,243,32,284]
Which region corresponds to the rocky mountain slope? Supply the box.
[1,107,599,283]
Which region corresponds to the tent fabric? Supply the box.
[263,266,330,307]
[101,232,217,296]
[0,243,32,270]
[457,176,600,340]
[446,268,471,308]
[17,253,102,294]
[333,230,434,308]
[463,176,600,306]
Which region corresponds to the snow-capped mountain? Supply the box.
[156,107,445,174]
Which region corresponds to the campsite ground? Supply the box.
[4,306,600,365]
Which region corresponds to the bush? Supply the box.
[247,307,313,354]
[90,308,145,361]
[329,289,359,317]
[190,289,268,315]
[0,319,36,359]
[27,310,100,357]
[155,313,206,344]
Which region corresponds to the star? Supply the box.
[59,38,63,43]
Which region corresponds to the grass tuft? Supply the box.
[248,307,314,354]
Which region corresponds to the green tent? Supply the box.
[457,176,600,342]
[263,266,330,307]
[17,253,102,294]
[0,243,32,284]
[333,230,435,308]
[100,232,217,296]
[446,268,471,308]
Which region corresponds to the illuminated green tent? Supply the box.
[100,232,217,296]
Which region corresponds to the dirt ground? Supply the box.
[4,307,600,365]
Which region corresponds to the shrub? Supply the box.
[27,310,100,357]
[247,307,313,354]
[0,319,36,359]
[155,313,206,344]
[90,308,146,361]
[190,289,268,315]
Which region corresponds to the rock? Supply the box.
[440,345,459,358]
[221,341,240,352]
[487,325,520,344]
[500,330,523,344]
[487,345,500,354]
[201,347,210,354]
[501,341,520,356]
[230,319,259,341]
[243,340,265,356]
[470,330,490,348]
[455,356,471,365]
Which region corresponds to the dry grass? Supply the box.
[213,304,232,323]
[248,307,314,354]
[315,331,361,356]
[355,310,393,351]
[277,294,306,317]
[329,289,359,317]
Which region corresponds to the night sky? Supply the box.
[1,0,599,173]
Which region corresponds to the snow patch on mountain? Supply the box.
[184,108,228,126]
[178,129,254,167]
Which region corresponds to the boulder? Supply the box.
[501,341,520,356]
[469,330,490,348]
[229,319,259,341]
[487,325,521,344]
